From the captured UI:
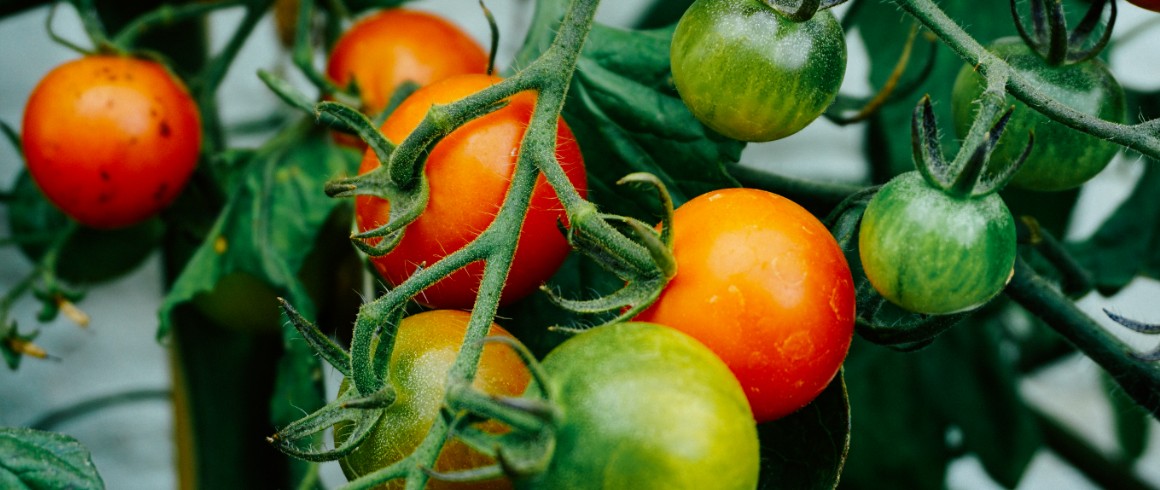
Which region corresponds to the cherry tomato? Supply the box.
[634,188,855,422]
[951,37,1125,191]
[355,74,586,309]
[335,310,530,489]
[327,9,488,116]
[520,322,759,489]
[1126,0,1160,12]
[858,171,1017,315]
[21,55,201,229]
[670,0,847,142]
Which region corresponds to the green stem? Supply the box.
[190,0,274,155]
[111,0,244,49]
[1032,407,1157,490]
[1006,257,1160,418]
[27,388,170,431]
[891,0,1160,160]
[726,162,864,210]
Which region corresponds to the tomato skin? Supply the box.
[1126,0,1160,12]
[634,188,855,423]
[519,322,759,490]
[670,0,847,142]
[355,74,586,309]
[336,310,530,489]
[21,55,201,229]
[951,38,1125,191]
[327,9,488,115]
[859,171,1016,315]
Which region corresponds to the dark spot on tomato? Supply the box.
[153,183,169,201]
[98,193,112,203]
[159,121,171,138]
[99,170,111,181]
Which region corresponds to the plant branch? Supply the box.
[1006,257,1160,418]
[891,0,1160,160]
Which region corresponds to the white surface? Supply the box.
[1,2,1159,490]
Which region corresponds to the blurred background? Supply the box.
[1,0,1159,488]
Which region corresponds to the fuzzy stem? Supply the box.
[892,0,1160,160]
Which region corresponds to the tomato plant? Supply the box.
[634,188,855,422]
[951,37,1125,191]
[859,171,1017,314]
[669,0,847,142]
[327,9,488,116]
[1126,0,1160,12]
[355,74,586,309]
[21,55,202,229]
[335,310,529,488]
[518,322,759,489]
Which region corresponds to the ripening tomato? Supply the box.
[335,310,530,489]
[21,55,201,229]
[634,188,855,422]
[519,322,760,489]
[355,74,586,309]
[327,9,488,116]
[670,0,847,142]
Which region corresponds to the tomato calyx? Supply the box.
[1010,0,1116,66]
[912,93,1031,198]
[542,173,678,328]
[761,0,848,22]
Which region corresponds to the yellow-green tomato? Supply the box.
[858,172,1016,315]
[517,322,760,490]
[670,0,847,142]
[335,310,530,489]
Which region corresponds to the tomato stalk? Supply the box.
[1005,257,1160,418]
[891,0,1160,160]
[111,0,248,49]
[1015,216,1093,297]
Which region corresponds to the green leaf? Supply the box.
[919,310,1040,488]
[1069,160,1160,294]
[158,120,359,486]
[840,338,950,490]
[0,427,104,490]
[1104,372,1150,463]
[757,373,849,490]
[6,171,163,285]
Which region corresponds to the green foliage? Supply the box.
[0,427,104,490]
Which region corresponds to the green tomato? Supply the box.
[951,37,1125,191]
[670,0,847,142]
[518,322,760,490]
[858,172,1016,315]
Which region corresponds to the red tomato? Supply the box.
[634,188,855,422]
[355,74,586,309]
[1127,0,1160,12]
[21,55,201,229]
[327,9,488,115]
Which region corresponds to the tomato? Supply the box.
[951,37,1125,191]
[670,0,847,142]
[335,310,530,489]
[518,322,759,489]
[858,171,1017,315]
[355,74,586,309]
[327,9,488,116]
[21,55,202,229]
[633,188,855,423]
[1126,0,1160,12]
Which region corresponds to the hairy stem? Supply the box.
[892,0,1160,160]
